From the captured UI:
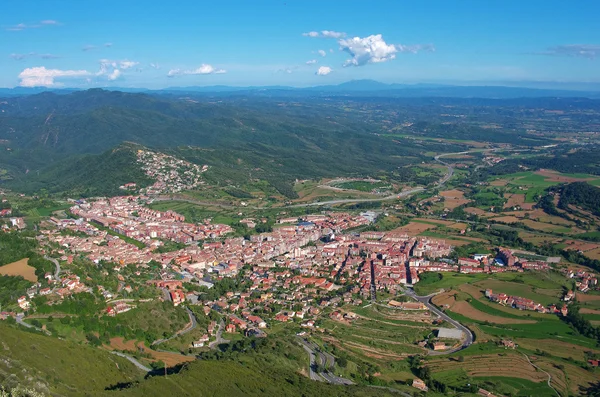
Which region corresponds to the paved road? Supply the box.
[152,307,197,346]
[16,314,51,335]
[209,319,230,349]
[43,255,60,280]
[297,337,353,385]
[405,288,474,354]
[110,351,152,372]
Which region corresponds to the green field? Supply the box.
[413,272,488,295]
[331,180,391,192]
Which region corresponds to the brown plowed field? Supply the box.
[106,337,195,367]
[0,258,37,282]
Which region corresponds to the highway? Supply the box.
[404,288,474,354]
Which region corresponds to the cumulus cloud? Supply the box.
[149,63,160,69]
[167,64,226,77]
[10,52,60,61]
[306,59,317,65]
[108,69,121,81]
[339,34,433,66]
[5,20,61,31]
[18,66,90,87]
[316,66,332,76]
[303,30,346,38]
[96,59,138,81]
[339,34,397,66]
[535,44,600,59]
[304,30,434,67]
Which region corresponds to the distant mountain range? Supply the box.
[2,79,600,98]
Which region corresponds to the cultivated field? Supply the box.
[0,258,37,282]
[439,189,470,209]
[106,337,195,367]
[433,290,536,325]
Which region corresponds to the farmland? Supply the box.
[0,258,37,282]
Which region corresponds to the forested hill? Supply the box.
[559,182,600,216]
[1,89,598,197]
[0,89,466,196]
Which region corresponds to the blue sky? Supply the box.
[1,0,599,88]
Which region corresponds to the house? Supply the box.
[17,296,30,310]
[170,290,186,306]
[412,378,428,392]
[588,359,599,367]
[225,324,236,333]
[39,288,51,296]
[275,314,289,322]
[432,342,446,351]
[563,290,575,301]
[192,334,210,348]
[500,339,516,349]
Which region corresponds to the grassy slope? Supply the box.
[0,323,142,396]
[116,360,393,397]
[0,324,396,397]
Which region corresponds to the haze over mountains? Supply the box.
[2,79,600,98]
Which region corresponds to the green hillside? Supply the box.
[0,323,142,396]
[0,324,395,397]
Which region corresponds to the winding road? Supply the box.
[43,255,61,280]
[151,307,198,346]
[297,337,353,385]
[404,288,474,354]
[110,351,152,372]
[209,319,229,349]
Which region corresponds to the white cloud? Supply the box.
[104,42,113,47]
[149,63,160,69]
[306,59,317,65]
[18,66,90,87]
[119,60,138,69]
[318,49,327,57]
[339,34,398,66]
[96,59,138,81]
[316,66,332,76]
[167,64,226,77]
[302,31,319,37]
[338,34,433,67]
[303,30,346,38]
[321,30,346,39]
[536,44,600,59]
[40,20,59,25]
[108,69,121,81]
[82,45,97,51]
